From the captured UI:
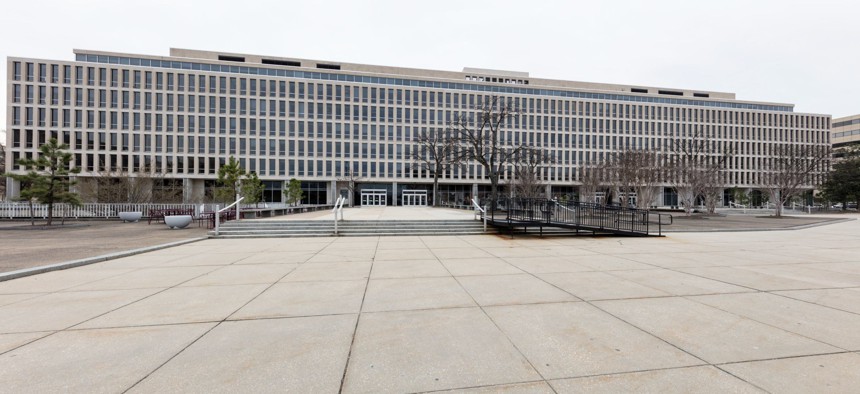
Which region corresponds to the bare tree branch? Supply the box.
[412,127,463,206]
[450,96,524,208]
[759,144,831,217]
[509,147,554,199]
[668,129,732,215]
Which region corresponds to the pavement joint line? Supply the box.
[681,294,858,352]
[119,239,331,394]
[0,237,208,283]
[410,378,551,394]
[663,217,855,233]
[713,350,856,367]
[337,236,378,394]
[420,235,558,393]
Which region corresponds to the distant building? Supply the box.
[5,48,832,207]
[832,114,860,160]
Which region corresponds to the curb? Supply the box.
[0,237,208,283]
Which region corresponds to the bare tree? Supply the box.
[604,151,638,208]
[578,163,607,204]
[77,168,179,203]
[669,129,731,215]
[337,167,363,207]
[603,149,663,210]
[699,165,725,214]
[451,96,525,209]
[759,144,831,217]
[412,128,463,206]
[509,147,553,199]
[630,150,662,210]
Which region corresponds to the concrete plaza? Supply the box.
[1,213,859,392]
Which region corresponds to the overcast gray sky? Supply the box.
[3,0,859,141]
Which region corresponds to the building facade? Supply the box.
[5,48,832,207]
[832,114,860,160]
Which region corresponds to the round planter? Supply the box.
[119,211,142,223]
[164,215,193,229]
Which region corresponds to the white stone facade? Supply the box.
[5,48,831,206]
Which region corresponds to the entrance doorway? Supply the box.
[360,189,387,206]
[402,190,428,206]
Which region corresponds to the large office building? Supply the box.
[832,114,860,160]
[5,48,832,207]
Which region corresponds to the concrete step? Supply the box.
[210,219,493,238]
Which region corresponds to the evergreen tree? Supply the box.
[285,178,304,206]
[6,139,81,225]
[241,172,265,205]
[216,156,244,203]
[822,158,860,209]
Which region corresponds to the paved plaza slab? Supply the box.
[0,212,859,392]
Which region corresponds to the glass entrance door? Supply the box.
[402,190,428,206]
[360,189,387,206]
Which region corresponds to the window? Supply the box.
[13,61,21,80]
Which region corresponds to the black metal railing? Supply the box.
[492,197,672,236]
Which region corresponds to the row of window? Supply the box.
[9,105,831,148]
[60,54,795,112]
[832,128,860,139]
[9,84,831,130]
[9,64,825,130]
[9,147,823,189]
[11,126,827,176]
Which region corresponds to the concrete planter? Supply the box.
[119,211,142,223]
[164,215,193,229]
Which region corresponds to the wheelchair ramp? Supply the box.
[486,198,672,237]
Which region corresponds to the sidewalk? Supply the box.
[0,220,208,273]
[1,216,859,392]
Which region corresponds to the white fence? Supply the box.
[0,202,296,219]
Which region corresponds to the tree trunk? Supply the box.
[47,202,54,226]
[490,172,499,211]
[29,200,34,226]
[432,179,438,207]
[432,162,441,207]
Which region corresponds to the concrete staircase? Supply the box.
[209,219,494,238]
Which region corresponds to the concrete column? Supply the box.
[545,184,552,199]
[330,180,337,204]
[472,183,479,205]
[182,178,193,203]
[392,181,398,206]
[6,177,20,201]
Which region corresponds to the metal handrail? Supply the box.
[333,196,345,235]
[499,197,671,236]
[214,196,245,236]
[472,199,487,232]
